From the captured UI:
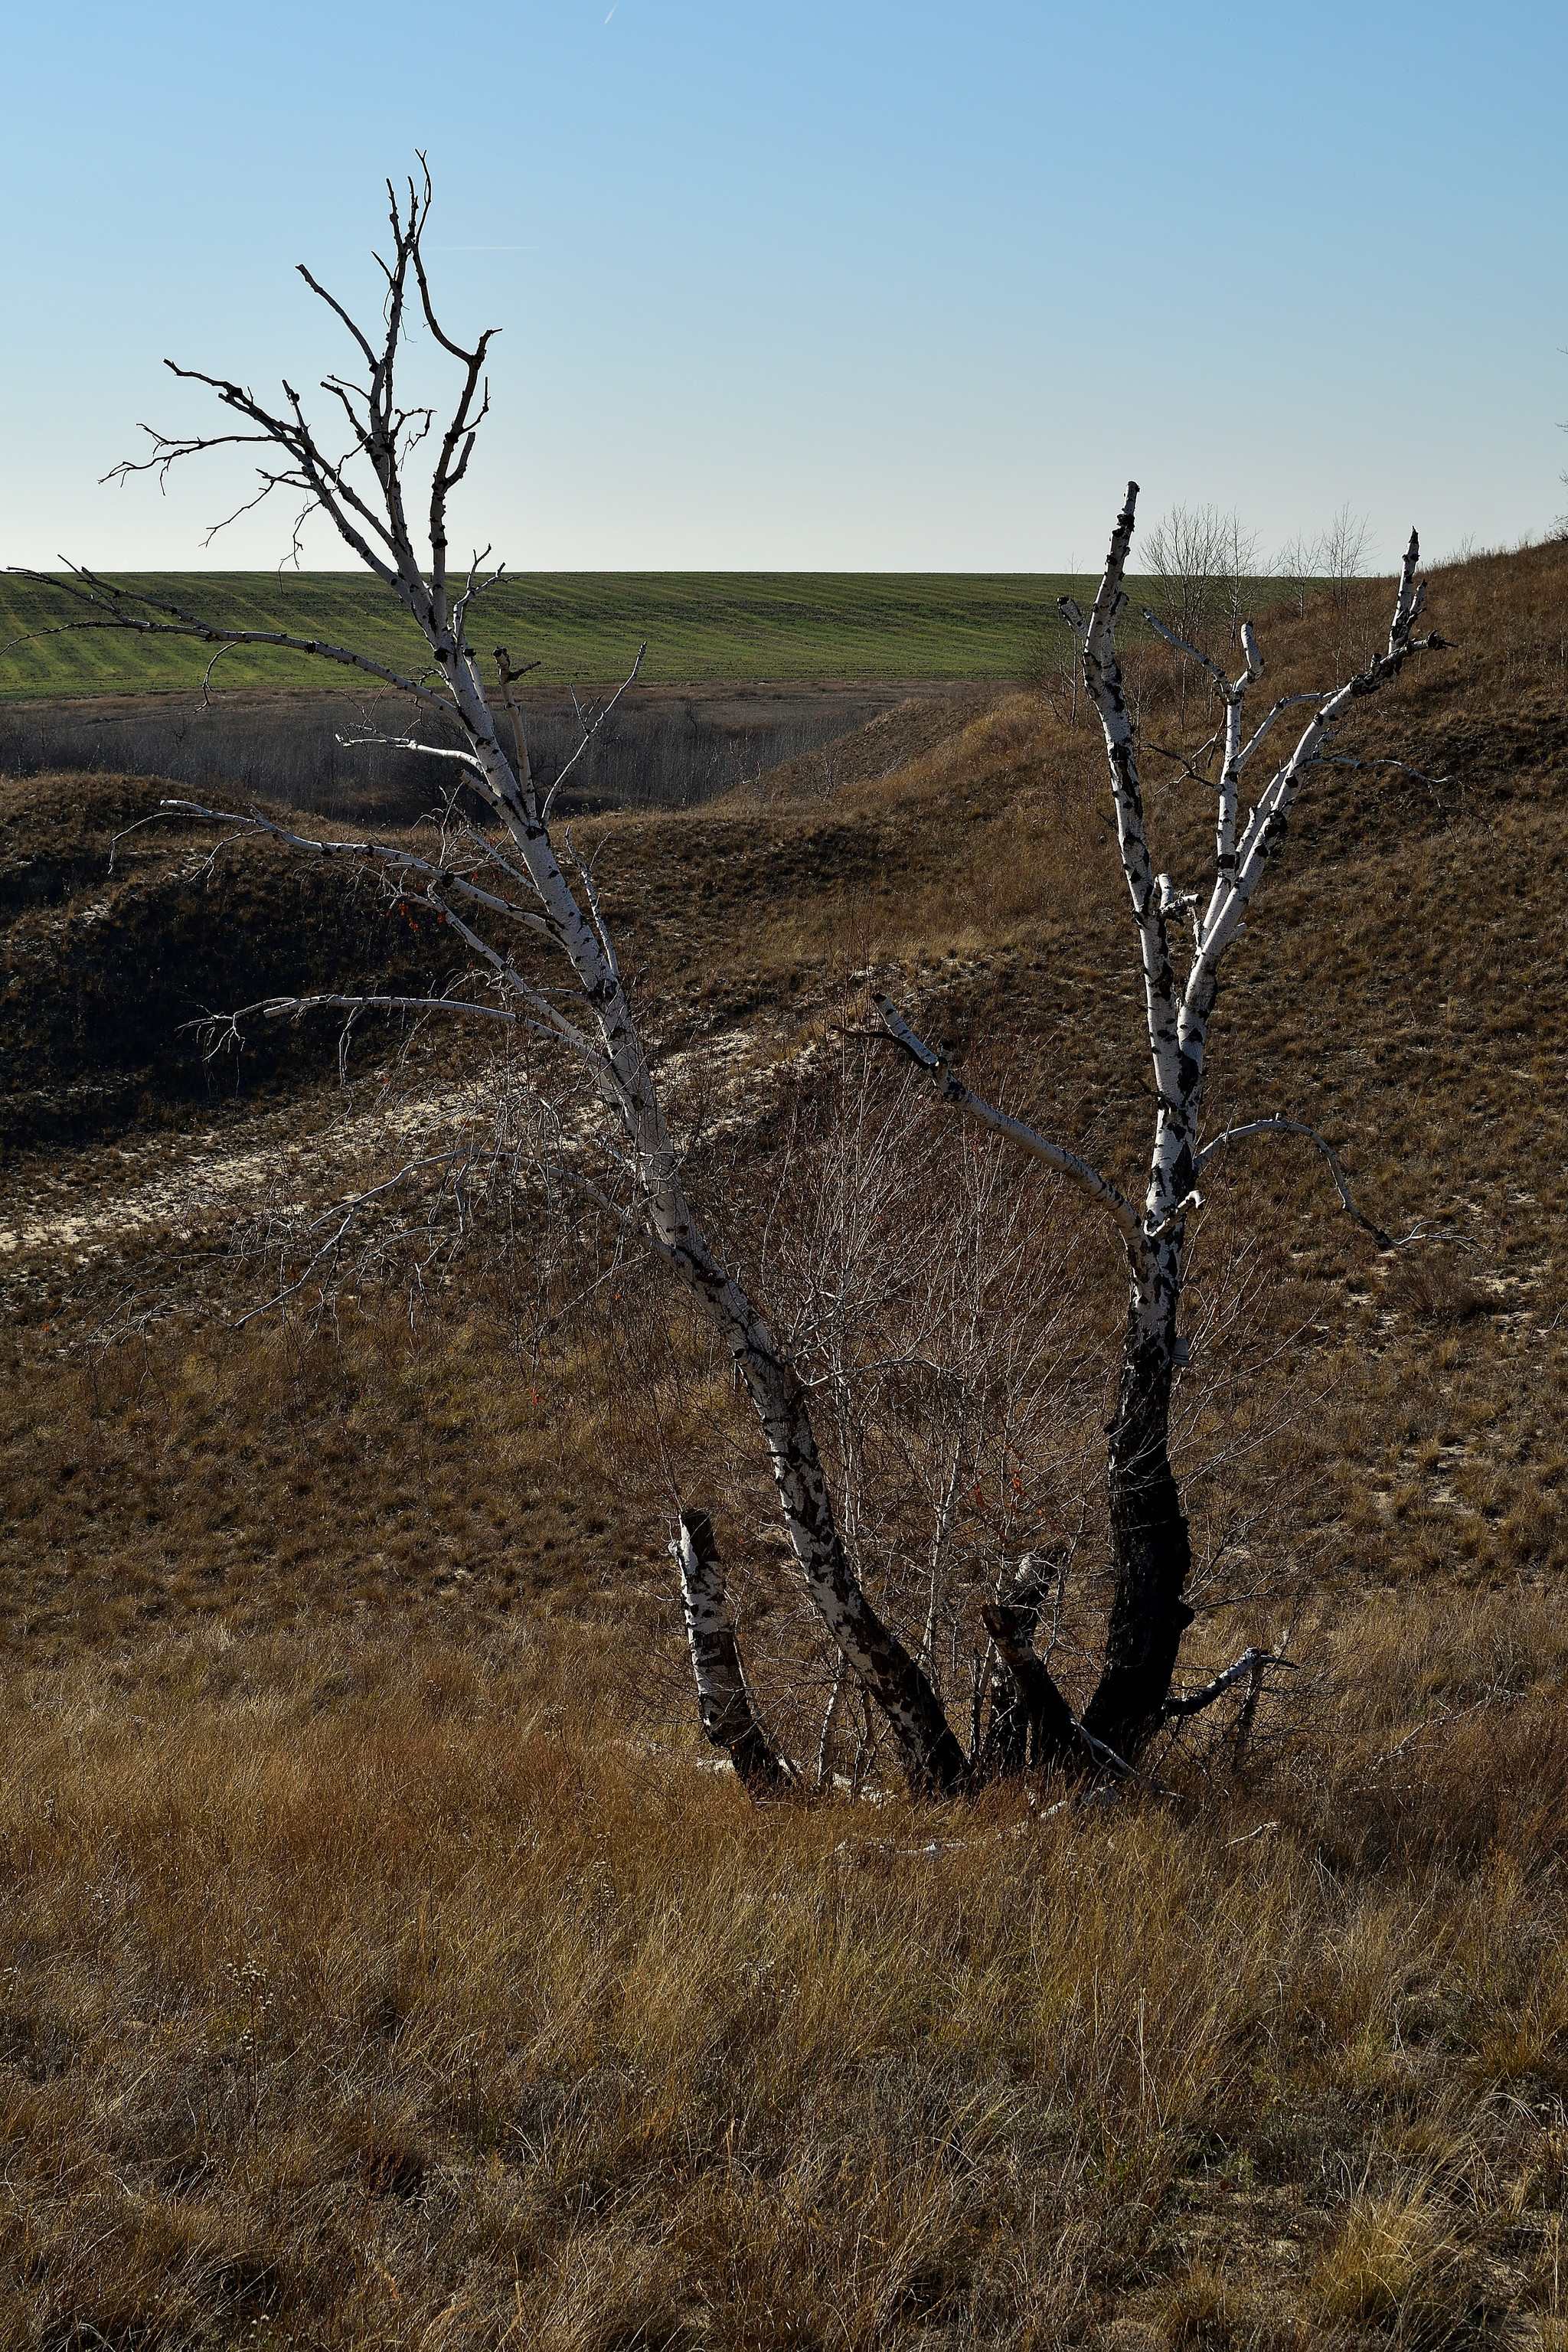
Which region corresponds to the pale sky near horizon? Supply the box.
[6,1,1565,575]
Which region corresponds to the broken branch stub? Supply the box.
[675,1511,792,1797]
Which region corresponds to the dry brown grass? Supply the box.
[3,1606,1566,2349]
[2,540,1567,2343]
[0,1310,658,1663]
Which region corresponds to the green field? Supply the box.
[0,570,1305,698]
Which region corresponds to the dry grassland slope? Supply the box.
[0,544,1566,2347]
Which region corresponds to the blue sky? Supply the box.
[6,1,1565,571]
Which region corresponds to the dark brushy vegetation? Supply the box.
[1,541,1566,2347]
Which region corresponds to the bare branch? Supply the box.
[295,263,382,378]
[1072,1719,1174,1797]
[227,1147,479,1329]
[1146,730,1222,789]
[1195,541,1451,972]
[564,828,622,983]
[335,724,488,779]
[874,998,1145,1253]
[1195,1114,1450,1250]
[1161,1645,1295,1721]
[1234,691,1322,773]
[540,642,648,820]
[139,800,554,937]
[1317,754,1466,845]
[1141,607,1230,694]
[200,641,240,705]
[450,553,505,639]
[253,991,518,1030]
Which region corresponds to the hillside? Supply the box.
[0,568,1312,698]
[2,572,1079,698]
[1,539,1566,2347]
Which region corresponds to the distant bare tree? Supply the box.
[1320,505,1374,666]
[881,483,1452,1772]
[1320,505,1373,590]
[1271,509,1370,643]
[1139,504,1260,723]
[1274,530,1322,622]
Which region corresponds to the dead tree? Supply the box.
[13,165,966,1798]
[880,482,1450,1766]
[1141,503,1259,722]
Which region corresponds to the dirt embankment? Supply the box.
[0,775,452,1145]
